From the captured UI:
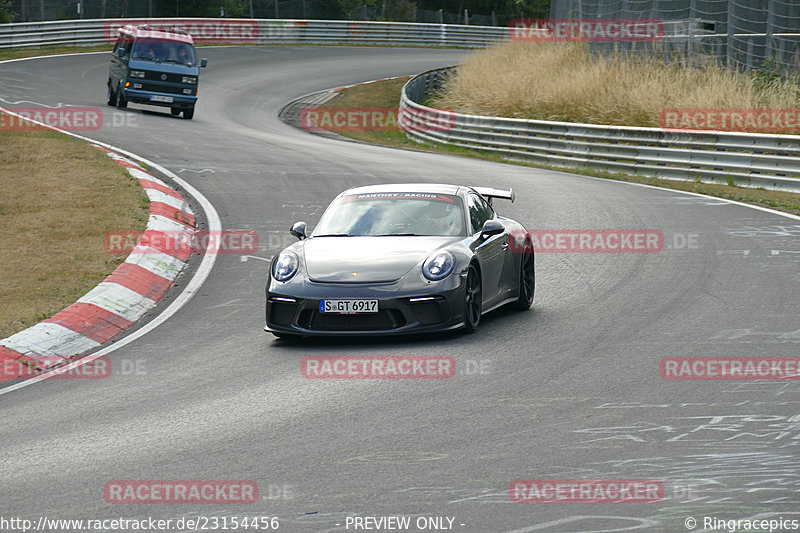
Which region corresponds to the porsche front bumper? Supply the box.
[265,276,468,336]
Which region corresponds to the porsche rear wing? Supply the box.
[472,187,515,206]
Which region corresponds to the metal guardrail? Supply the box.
[6,18,799,193]
[398,67,800,193]
[0,18,509,49]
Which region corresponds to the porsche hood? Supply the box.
[302,236,458,283]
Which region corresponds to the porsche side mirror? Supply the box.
[480,219,504,239]
[290,221,307,240]
[200,58,208,68]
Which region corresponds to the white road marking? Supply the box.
[240,254,271,262]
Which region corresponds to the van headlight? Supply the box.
[422,251,455,281]
[272,251,299,282]
[130,70,145,78]
[181,76,197,84]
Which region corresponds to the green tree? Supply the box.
[379,0,416,21]
[0,0,16,22]
[412,0,549,25]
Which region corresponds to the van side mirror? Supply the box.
[117,47,126,58]
[200,58,208,68]
[290,221,307,240]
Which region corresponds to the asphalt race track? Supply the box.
[1,46,799,532]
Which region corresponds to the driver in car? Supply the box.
[136,44,157,60]
[429,202,462,235]
[176,46,192,65]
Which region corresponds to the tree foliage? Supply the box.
[6,0,548,25]
[1,0,16,22]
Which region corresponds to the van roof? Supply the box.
[118,24,195,44]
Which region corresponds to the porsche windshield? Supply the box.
[132,39,196,65]
[313,193,465,237]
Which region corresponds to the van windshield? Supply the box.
[132,39,195,66]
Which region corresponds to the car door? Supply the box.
[467,192,508,306]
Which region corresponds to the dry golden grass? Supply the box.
[0,114,149,338]
[431,41,800,129]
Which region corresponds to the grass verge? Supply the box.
[0,111,150,339]
[0,44,113,61]
[310,78,800,217]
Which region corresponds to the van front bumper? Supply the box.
[123,88,197,109]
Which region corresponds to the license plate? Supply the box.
[320,299,378,314]
[151,95,173,103]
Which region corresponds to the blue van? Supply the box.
[107,24,208,120]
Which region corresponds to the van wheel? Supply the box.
[106,83,116,106]
[115,83,127,109]
[170,108,181,116]
[183,106,194,120]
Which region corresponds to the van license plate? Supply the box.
[151,95,173,103]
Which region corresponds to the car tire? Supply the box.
[463,263,482,333]
[183,106,194,120]
[106,82,116,106]
[171,108,181,116]
[512,239,535,310]
[115,82,127,109]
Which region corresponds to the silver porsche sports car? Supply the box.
[264,183,534,337]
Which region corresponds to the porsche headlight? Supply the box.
[422,250,455,281]
[272,251,299,282]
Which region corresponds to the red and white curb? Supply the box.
[0,147,196,379]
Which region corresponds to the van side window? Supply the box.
[118,35,132,57]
